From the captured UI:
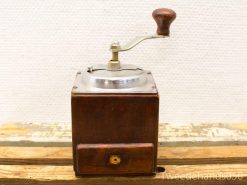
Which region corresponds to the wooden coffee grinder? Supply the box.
[71,8,176,176]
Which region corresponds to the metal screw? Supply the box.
[110,41,121,50]
[109,155,121,165]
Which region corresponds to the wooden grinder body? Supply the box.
[72,77,159,176]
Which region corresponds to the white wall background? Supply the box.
[0,0,246,125]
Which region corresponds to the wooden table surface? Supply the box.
[0,122,246,184]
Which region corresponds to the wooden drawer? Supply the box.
[76,143,154,175]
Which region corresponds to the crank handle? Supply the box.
[107,8,176,70]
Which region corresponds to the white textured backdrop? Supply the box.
[0,0,246,124]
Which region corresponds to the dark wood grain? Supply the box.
[76,143,154,175]
[152,8,176,36]
[71,93,159,175]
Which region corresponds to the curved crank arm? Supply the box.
[110,35,166,52]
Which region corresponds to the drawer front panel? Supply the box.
[76,143,154,175]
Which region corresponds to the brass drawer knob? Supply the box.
[109,155,121,165]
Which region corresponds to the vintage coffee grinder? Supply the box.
[71,8,176,176]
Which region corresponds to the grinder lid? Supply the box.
[83,64,147,89]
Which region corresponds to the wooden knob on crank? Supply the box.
[152,8,176,36]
